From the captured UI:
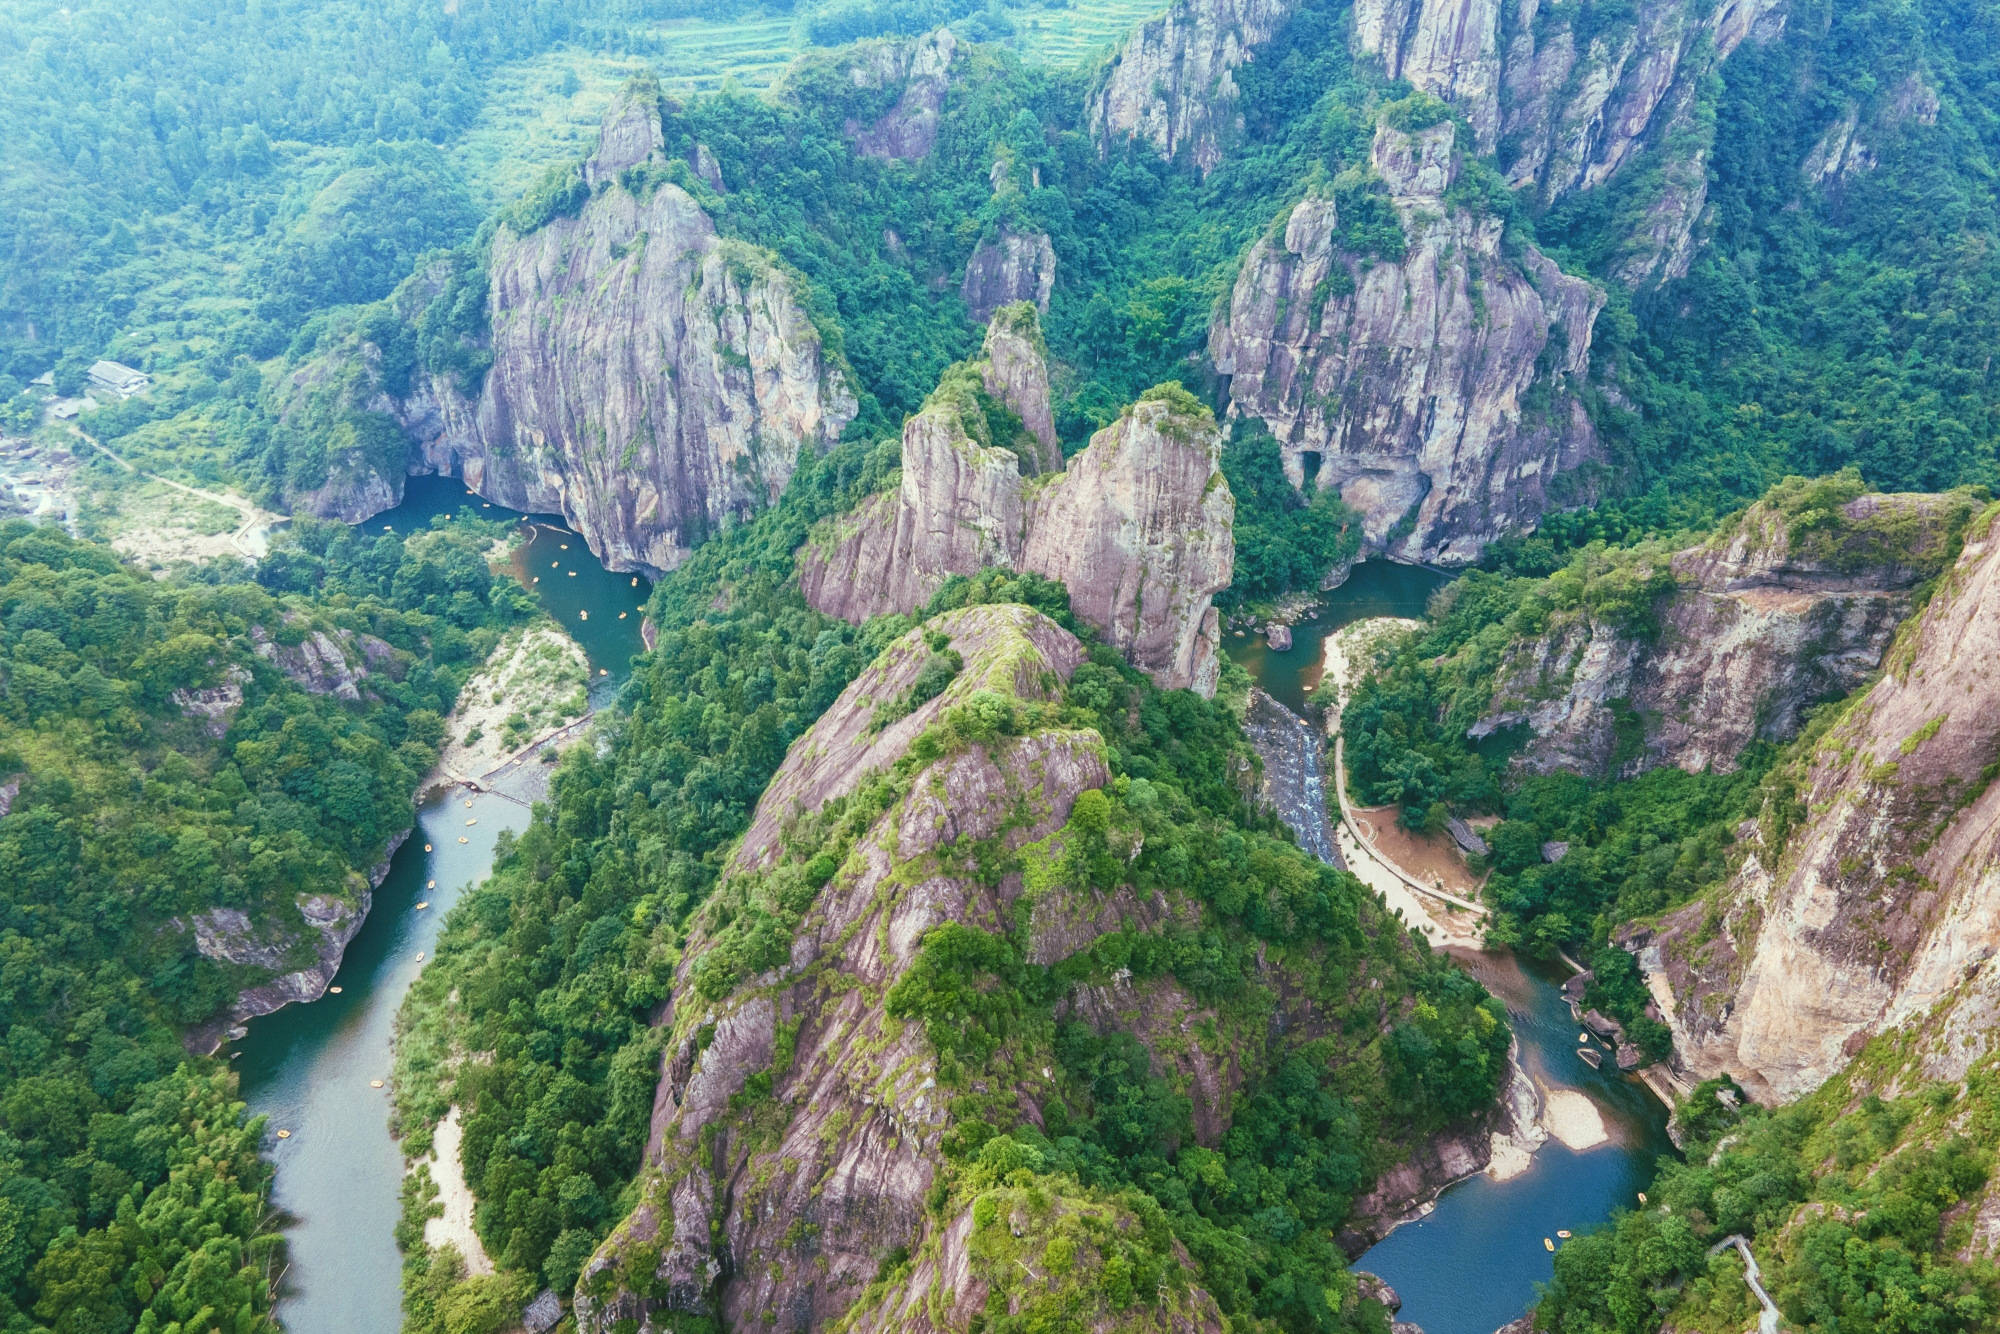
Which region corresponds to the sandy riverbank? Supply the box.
[1320,618,1488,948]
[430,623,589,784]
[415,1106,493,1274]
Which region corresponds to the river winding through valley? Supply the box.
[239,545,1664,1334]
[1227,565,1676,1334]
[235,477,650,1334]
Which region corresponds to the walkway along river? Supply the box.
[234,476,650,1334]
[1229,565,1676,1334]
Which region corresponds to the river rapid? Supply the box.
[1229,564,1676,1334]
[235,477,649,1334]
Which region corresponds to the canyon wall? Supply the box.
[1630,502,2000,1101]
[1471,488,1979,778]
[1211,117,1602,564]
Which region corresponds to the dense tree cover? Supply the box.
[0,0,764,370]
[1534,1070,1997,1334]
[395,425,1507,1330]
[1218,423,1364,609]
[0,516,530,1332]
[1536,0,2000,531]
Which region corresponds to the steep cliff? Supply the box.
[800,370,1232,694]
[571,604,1197,1331]
[1469,486,1981,779]
[1211,115,1602,564]
[572,602,1512,1331]
[1087,0,1297,173]
[1020,385,1233,696]
[1352,0,1788,284]
[1632,501,2000,1101]
[292,83,857,575]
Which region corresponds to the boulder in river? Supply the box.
[1266,623,1293,651]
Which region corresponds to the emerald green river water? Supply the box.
[235,477,649,1334]
[237,539,1667,1334]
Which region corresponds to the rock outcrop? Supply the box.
[1633,501,2000,1101]
[1352,0,1788,284]
[182,830,409,1054]
[1469,486,1982,778]
[1088,0,1298,173]
[294,83,857,576]
[575,602,1510,1331]
[1801,72,1942,188]
[800,370,1232,694]
[961,226,1055,324]
[827,28,961,161]
[1019,387,1233,695]
[573,604,1185,1331]
[1211,116,1602,564]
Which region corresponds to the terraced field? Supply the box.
[1012,0,1165,68]
[449,2,1167,207]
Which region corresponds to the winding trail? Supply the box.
[1708,1234,1782,1334]
[73,428,286,558]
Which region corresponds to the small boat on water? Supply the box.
[579,610,588,620]
[328,986,342,994]
[458,836,468,844]
[424,844,433,852]
[415,902,429,911]
[370,1079,385,1088]
[1543,1238,1554,1251]
[1557,1230,1572,1239]
[631,577,638,586]
[428,880,436,888]
[276,1129,292,1139]
[568,570,576,577]
[466,818,477,826]
[1578,1047,1603,1069]
[618,611,627,619]
[1637,1192,1648,1204]
[415,952,425,962]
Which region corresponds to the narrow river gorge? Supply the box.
[1227,565,1675,1334]
[234,477,650,1334]
[238,547,1667,1334]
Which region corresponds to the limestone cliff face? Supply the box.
[1470,489,1978,779]
[1021,392,1234,696]
[800,367,1232,695]
[1353,0,1788,284]
[296,85,858,575]
[573,605,1225,1333]
[1211,118,1602,564]
[1632,503,2000,1102]
[1087,0,1298,172]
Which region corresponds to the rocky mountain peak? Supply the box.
[1087,0,1299,173]
[1372,115,1461,199]
[583,75,666,187]
[800,371,1232,695]
[833,27,961,161]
